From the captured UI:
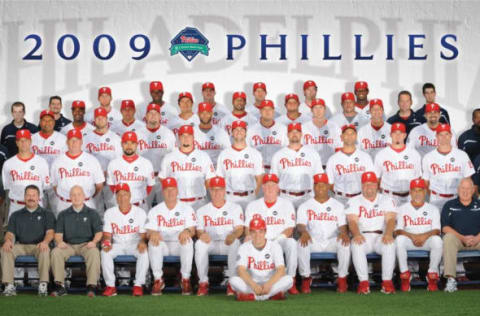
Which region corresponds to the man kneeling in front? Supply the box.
[229,217,293,301]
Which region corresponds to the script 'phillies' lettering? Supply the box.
[307,209,337,221]
[429,163,461,175]
[85,143,115,152]
[156,215,185,227]
[304,134,334,145]
[171,161,202,172]
[403,215,432,226]
[419,135,437,147]
[113,170,145,182]
[111,223,140,234]
[31,146,61,155]
[253,214,285,225]
[383,161,415,172]
[9,170,41,181]
[138,140,168,151]
[335,164,365,175]
[194,141,221,150]
[359,206,385,218]
[251,135,281,146]
[247,257,275,270]
[279,157,311,169]
[362,139,387,149]
[59,167,90,178]
[223,159,254,170]
[203,215,233,227]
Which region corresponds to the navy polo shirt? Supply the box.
[458,126,480,162]
[387,110,423,135]
[441,198,480,236]
[0,120,39,158]
[415,104,450,125]
[473,155,480,187]
[8,207,55,244]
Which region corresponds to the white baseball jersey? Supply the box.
[2,154,50,201]
[357,122,392,158]
[245,197,296,240]
[271,146,324,192]
[329,112,370,130]
[196,201,244,241]
[395,202,441,234]
[50,152,105,200]
[355,104,386,120]
[85,107,122,126]
[422,148,475,195]
[159,148,216,199]
[236,240,284,283]
[407,123,457,157]
[297,197,346,242]
[31,131,67,167]
[245,104,282,119]
[193,126,231,165]
[302,120,342,164]
[247,122,288,168]
[145,201,197,241]
[326,148,374,194]
[374,146,422,193]
[136,103,178,123]
[345,193,397,232]
[103,205,147,245]
[219,112,257,136]
[299,102,333,118]
[137,125,176,173]
[83,130,123,171]
[276,112,311,126]
[110,119,146,136]
[216,146,264,193]
[197,103,230,126]
[60,122,95,137]
[167,115,200,135]
[107,155,155,203]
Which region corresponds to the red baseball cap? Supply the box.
[341,92,355,103]
[391,122,406,133]
[209,176,226,188]
[262,173,279,184]
[71,100,86,109]
[121,100,135,110]
[310,98,326,108]
[361,171,378,184]
[410,178,426,190]
[67,129,83,140]
[369,98,383,110]
[121,131,138,143]
[198,102,213,113]
[425,103,441,113]
[40,110,55,119]
[285,93,299,104]
[16,129,31,140]
[232,91,246,101]
[259,99,274,109]
[313,173,329,184]
[150,81,164,92]
[115,183,130,193]
[341,124,357,133]
[162,177,177,189]
[288,123,302,133]
[178,125,194,136]
[232,120,247,130]
[354,81,369,91]
[303,80,317,90]
[249,217,267,231]
[147,103,161,113]
[202,82,215,91]
[98,86,112,97]
[436,123,451,135]
[253,82,267,93]
[94,107,108,118]
[178,92,193,102]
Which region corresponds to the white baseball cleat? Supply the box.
[444,277,457,293]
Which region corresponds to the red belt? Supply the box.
[264,165,271,169]
[133,200,145,206]
[431,191,455,198]
[227,191,253,197]
[363,230,383,234]
[335,191,361,198]
[280,189,311,197]
[58,196,90,202]
[382,189,409,197]
[180,196,204,202]
[10,199,25,205]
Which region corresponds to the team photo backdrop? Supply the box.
[1,0,479,133]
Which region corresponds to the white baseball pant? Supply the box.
[395,235,442,274]
[351,233,396,281]
[279,192,311,209]
[225,192,256,210]
[429,194,455,213]
[8,199,45,220]
[148,240,193,280]
[101,243,149,287]
[382,192,409,208]
[180,197,208,211]
[297,238,350,278]
[146,182,163,209]
[195,239,241,283]
[55,197,96,217]
[229,275,293,301]
[274,237,298,277]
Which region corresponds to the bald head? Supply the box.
[458,178,475,205]
[70,185,86,208]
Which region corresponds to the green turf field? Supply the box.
[0,290,479,316]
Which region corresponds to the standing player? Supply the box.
[394,178,442,292]
[407,103,456,157]
[387,91,422,136]
[219,92,257,136]
[2,130,50,216]
[31,110,68,167]
[357,99,391,158]
[200,82,229,125]
[47,96,71,131]
[299,80,331,117]
[194,176,244,296]
[101,183,149,297]
[194,102,231,165]
[353,81,371,118]
[422,124,475,211]
[271,123,323,208]
[277,94,311,126]
[415,83,450,125]
[159,125,216,210]
[246,100,288,171]
[458,108,480,163]
[245,82,266,119]
[216,120,264,209]
[245,174,299,294]
[230,217,293,301]
[146,177,196,295]
[346,171,397,294]
[107,132,155,211]
[60,101,94,137]
[136,81,178,123]
[167,92,200,135]
[1,102,38,158]
[50,129,104,215]
[110,100,146,136]
[374,123,422,206]
[330,93,369,129]
[85,87,122,125]
[302,98,342,168]
[325,125,374,205]
[296,173,351,293]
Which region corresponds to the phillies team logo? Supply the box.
[170,27,210,62]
